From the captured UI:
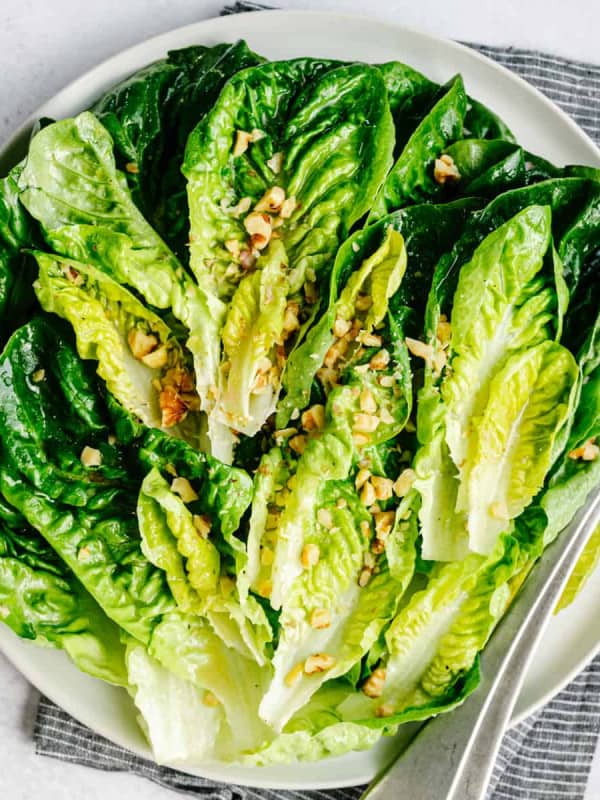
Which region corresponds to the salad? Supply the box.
[0,40,599,767]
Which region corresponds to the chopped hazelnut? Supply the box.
[225,239,241,258]
[360,481,377,508]
[353,413,380,434]
[141,345,169,369]
[362,667,387,698]
[289,434,308,455]
[244,211,272,250]
[376,703,395,718]
[360,519,372,540]
[283,301,301,334]
[32,368,45,383]
[405,337,434,363]
[267,152,284,173]
[436,314,452,346]
[301,404,325,432]
[128,329,158,360]
[568,438,599,461]
[170,476,199,504]
[358,567,372,587]
[355,468,371,490]
[193,514,211,538]
[233,130,253,157]
[358,331,383,348]
[274,427,298,445]
[370,349,390,370]
[125,162,139,174]
[317,507,334,529]
[333,317,352,338]
[394,468,416,497]
[279,196,298,219]
[80,446,102,467]
[371,476,394,501]
[304,653,336,675]
[255,186,286,213]
[434,153,461,185]
[360,388,378,414]
[374,510,395,539]
[355,294,372,311]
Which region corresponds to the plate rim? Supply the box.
[1,7,599,789]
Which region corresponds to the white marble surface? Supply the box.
[1,1,600,798]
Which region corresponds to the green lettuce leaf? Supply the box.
[556,523,600,613]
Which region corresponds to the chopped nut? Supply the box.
[250,128,265,142]
[353,433,371,448]
[193,514,211,538]
[376,703,395,718]
[352,242,360,253]
[362,667,387,698]
[279,196,298,219]
[371,476,394,501]
[355,294,372,311]
[170,476,199,504]
[285,662,304,687]
[489,501,509,520]
[141,345,169,369]
[80,446,102,467]
[370,349,390,370]
[32,368,45,383]
[434,153,461,185]
[289,434,308,455]
[374,510,395,539]
[364,551,376,569]
[128,328,158,360]
[324,337,349,369]
[244,211,272,250]
[378,374,396,388]
[125,162,139,174]
[233,129,253,157]
[226,196,252,217]
[317,507,334,529]
[360,519,371,540]
[316,366,339,391]
[355,468,371,490]
[358,331,383,348]
[358,567,372,587]
[379,406,395,425]
[301,543,320,569]
[336,497,348,509]
[304,280,319,305]
[107,434,117,445]
[203,691,220,707]
[225,239,241,258]
[283,301,301,334]
[360,481,377,508]
[257,579,273,598]
[239,248,257,271]
[260,546,274,566]
[436,314,452,346]
[267,151,284,173]
[568,438,599,461]
[304,653,336,675]
[333,317,352,338]
[394,468,416,497]
[309,608,332,629]
[405,337,434,363]
[301,404,325,432]
[255,186,286,213]
[353,413,380,434]
[359,388,378,414]
[159,385,189,427]
[432,348,447,375]
[274,427,298,445]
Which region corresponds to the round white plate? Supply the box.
[1,9,599,791]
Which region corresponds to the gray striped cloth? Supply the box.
[33,4,600,799]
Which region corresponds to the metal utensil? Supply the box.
[362,487,600,800]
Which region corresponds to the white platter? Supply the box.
[1,9,599,790]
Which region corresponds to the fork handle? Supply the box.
[363,488,600,800]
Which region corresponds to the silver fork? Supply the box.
[362,487,600,800]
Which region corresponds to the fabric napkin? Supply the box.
[33,3,600,799]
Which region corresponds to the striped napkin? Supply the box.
[33,4,600,799]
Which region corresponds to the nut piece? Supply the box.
[317,507,334,529]
[360,519,372,540]
[244,211,272,250]
[370,349,390,371]
[371,476,394,501]
[568,437,599,461]
[32,368,46,383]
[358,566,372,587]
[301,404,325,432]
[309,608,331,629]
[360,481,377,508]
[301,543,320,569]
[128,328,158,360]
[374,510,395,540]
[433,153,461,185]
[192,514,211,538]
[355,468,371,490]
[279,196,298,219]
[304,653,336,675]
[267,152,284,173]
[283,301,301,335]
[170,476,199,504]
[393,468,416,497]
[255,186,286,213]
[353,413,380,434]
[233,130,253,157]
[289,434,308,455]
[225,239,241,258]
[362,667,387,698]
[359,388,378,414]
[405,337,434,363]
[358,331,383,348]
[355,294,372,311]
[376,703,395,718]
[141,345,169,369]
[285,662,304,687]
[436,314,452,346]
[80,446,102,467]
[333,317,352,338]
[125,162,139,174]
